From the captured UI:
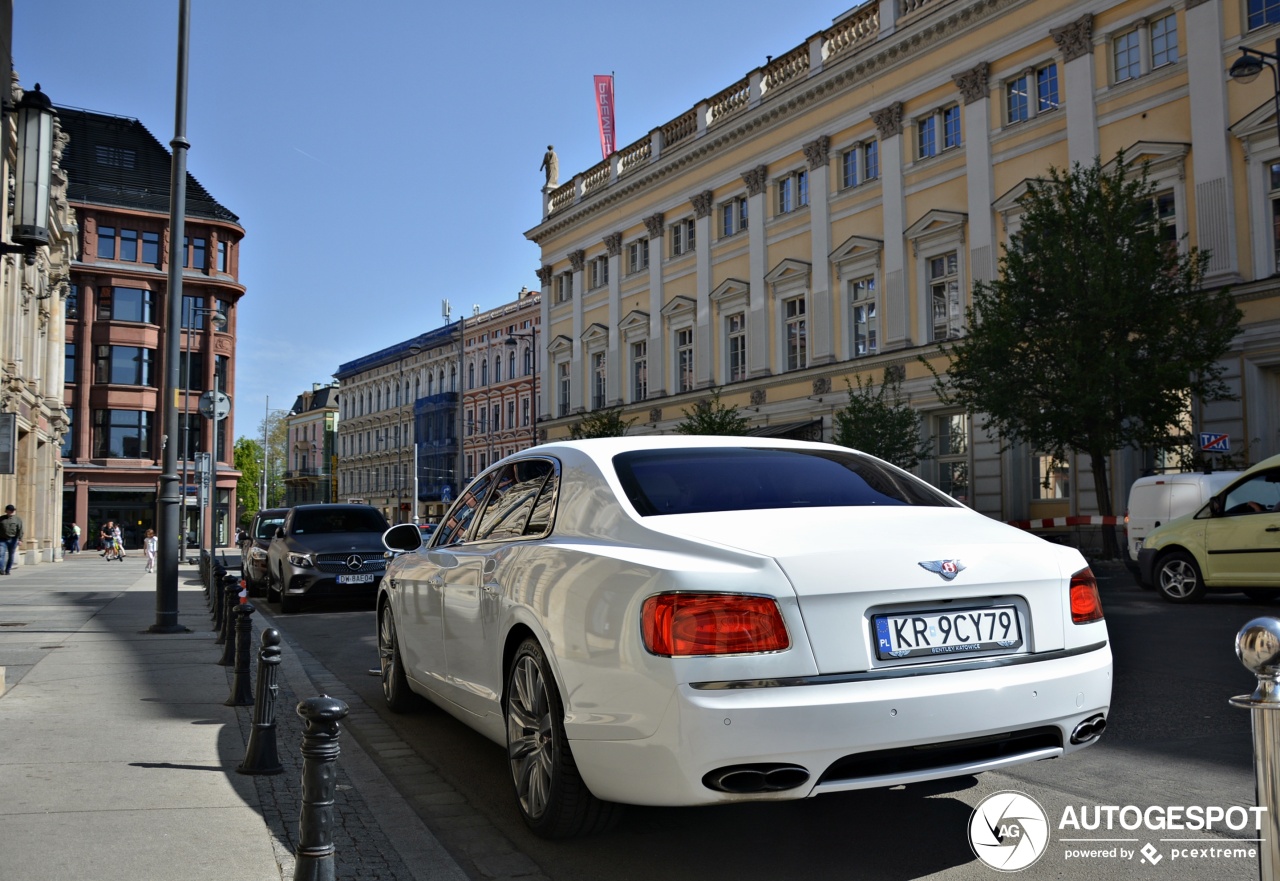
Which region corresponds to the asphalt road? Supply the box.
[259,564,1271,881]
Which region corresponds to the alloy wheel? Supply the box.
[507,654,554,820]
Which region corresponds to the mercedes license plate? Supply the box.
[336,573,375,584]
[873,605,1023,660]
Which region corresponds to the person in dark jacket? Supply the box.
[0,504,24,574]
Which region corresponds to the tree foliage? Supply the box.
[934,152,1241,540]
[832,370,931,469]
[569,407,634,439]
[674,387,751,436]
[234,437,263,524]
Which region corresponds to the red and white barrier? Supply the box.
[1008,515,1121,530]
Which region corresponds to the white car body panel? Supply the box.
[379,437,1112,808]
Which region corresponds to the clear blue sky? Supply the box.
[16,0,850,439]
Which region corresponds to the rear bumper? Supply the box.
[570,642,1112,807]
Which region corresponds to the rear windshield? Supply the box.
[290,508,388,534]
[614,448,956,516]
[255,516,285,539]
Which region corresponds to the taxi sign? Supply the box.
[1199,432,1230,452]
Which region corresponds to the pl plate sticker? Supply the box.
[969,790,1050,872]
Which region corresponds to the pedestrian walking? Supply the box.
[143,529,157,573]
[99,522,112,557]
[68,522,81,554]
[112,522,126,561]
[0,505,22,574]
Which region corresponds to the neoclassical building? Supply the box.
[0,74,77,565]
[461,287,542,481]
[283,383,339,507]
[525,0,1280,529]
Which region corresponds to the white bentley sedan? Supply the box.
[378,437,1112,838]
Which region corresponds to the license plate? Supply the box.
[336,573,376,584]
[873,605,1023,660]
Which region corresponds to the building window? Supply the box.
[217,240,228,272]
[935,414,969,502]
[97,226,116,259]
[61,411,74,458]
[590,256,609,289]
[522,396,530,427]
[1144,190,1178,249]
[918,105,961,159]
[720,197,748,237]
[1250,0,1280,30]
[183,236,207,270]
[850,277,878,357]
[65,343,77,384]
[97,287,156,324]
[726,313,747,383]
[180,352,205,391]
[556,273,573,303]
[481,359,489,386]
[1007,63,1059,124]
[182,295,207,328]
[784,297,807,370]
[95,345,155,386]
[493,404,501,432]
[95,145,136,169]
[1034,454,1071,499]
[841,140,879,188]
[142,231,160,265]
[628,238,649,273]
[943,105,962,150]
[631,341,648,401]
[1114,29,1141,83]
[671,219,696,256]
[929,252,962,341]
[119,229,138,262]
[776,170,808,215]
[1270,163,1280,270]
[676,328,694,393]
[215,355,228,394]
[92,409,154,459]
[558,361,571,417]
[591,352,607,409]
[917,114,937,159]
[1151,13,1178,68]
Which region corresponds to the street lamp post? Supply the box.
[1229,39,1280,143]
[179,301,226,562]
[505,327,539,448]
[397,343,422,524]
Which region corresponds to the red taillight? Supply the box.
[1070,567,1104,624]
[641,593,790,656]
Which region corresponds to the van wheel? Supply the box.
[1156,551,1206,603]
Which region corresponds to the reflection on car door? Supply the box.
[441,460,556,718]
[1205,468,1280,586]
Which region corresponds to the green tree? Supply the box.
[933,152,1241,556]
[832,369,931,469]
[674,387,750,435]
[569,406,634,439]
[258,412,289,507]
[234,437,263,524]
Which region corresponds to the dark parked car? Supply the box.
[266,504,391,612]
[241,507,289,598]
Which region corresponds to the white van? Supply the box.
[1124,470,1239,569]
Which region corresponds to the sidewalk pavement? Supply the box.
[0,553,470,881]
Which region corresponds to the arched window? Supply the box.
[494,356,502,383]
[427,373,434,396]
[376,387,381,411]
[509,352,516,378]
[481,359,488,386]
[524,347,533,375]
[468,363,475,389]
[450,365,457,392]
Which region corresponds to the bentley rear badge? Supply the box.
[919,560,965,581]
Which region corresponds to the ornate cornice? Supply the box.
[643,212,665,238]
[603,232,623,257]
[690,190,714,218]
[569,250,586,272]
[952,62,989,105]
[536,265,554,286]
[802,135,830,170]
[742,164,768,196]
[871,102,903,139]
[1051,14,1093,63]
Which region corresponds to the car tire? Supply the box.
[378,605,418,713]
[504,638,621,839]
[1156,551,1207,603]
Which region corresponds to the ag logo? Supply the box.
[969,790,1049,872]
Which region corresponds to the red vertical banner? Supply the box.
[594,75,615,159]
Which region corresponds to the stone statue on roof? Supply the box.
[540,145,559,188]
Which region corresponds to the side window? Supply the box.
[524,466,560,536]
[434,471,497,546]
[475,459,555,541]
[1223,471,1280,516]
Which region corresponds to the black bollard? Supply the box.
[294,695,349,881]
[225,602,256,707]
[238,628,284,775]
[217,579,240,664]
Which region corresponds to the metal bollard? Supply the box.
[1231,617,1280,881]
[217,578,240,664]
[294,695,349,881]
[238,628,284,775]
[225,602,256,707]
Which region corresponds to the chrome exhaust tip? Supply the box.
[1070,714,1107,745]
[703,763,810,794]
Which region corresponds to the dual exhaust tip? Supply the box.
[1071,714,1107,745]
[703,763,810,794]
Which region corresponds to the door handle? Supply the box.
[482,581,500,594]
[427,576,444,587]
[1266,526,1280,533]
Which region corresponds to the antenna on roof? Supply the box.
[442,299,451,322]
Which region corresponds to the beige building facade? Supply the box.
[525,0,1280,529]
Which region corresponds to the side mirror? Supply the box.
[274,526,285,539]
[383,522,423,554]
[1209,496,1224,517]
